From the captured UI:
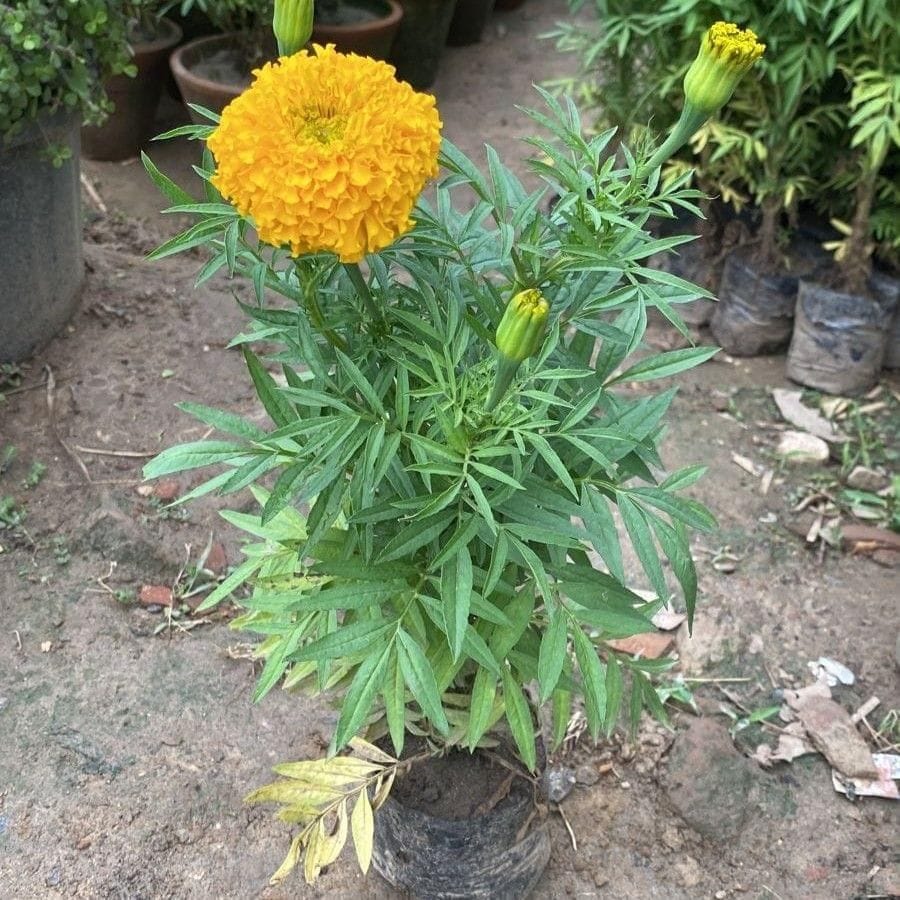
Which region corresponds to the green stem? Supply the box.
[297,264,348,354]
[640,102,709,179]
[344,262,385,330]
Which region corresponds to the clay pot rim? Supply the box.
[129,16,183,54]
[313,0,404,33]
[170,33,251,99]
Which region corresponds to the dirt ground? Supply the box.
[2,2,898,898]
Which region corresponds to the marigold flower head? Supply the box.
[683,22,765,115]
[207,45,442,263]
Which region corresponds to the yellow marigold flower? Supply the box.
[684,21,765,115]
[208,45,442,263]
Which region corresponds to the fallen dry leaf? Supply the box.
[607,632,675,659]
[776,430,830,464]
[772,389,847,443]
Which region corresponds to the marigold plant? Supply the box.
[142,36,738,885]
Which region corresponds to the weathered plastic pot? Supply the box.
[372,753,550,898]
[447,0,496,45]
[81,18,183,161]
[786,273,900,395]
[389,0,458,88]
[884,281,900,369]
[0,110,84,363]
[711,244,826,356]
[312,0,404,58]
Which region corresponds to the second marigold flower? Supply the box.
[208,45,442,263]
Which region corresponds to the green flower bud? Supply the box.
[495,289,550,363]
[683,21,765,117]
[642,21,764,175]
[273,0,314,57]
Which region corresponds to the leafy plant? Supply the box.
[137,15,755,874]
[0,1,135,143]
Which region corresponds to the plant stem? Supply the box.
[298,264,348,353]
[344,262,385,330]
[486,356,521,413]
[641,102,708,178]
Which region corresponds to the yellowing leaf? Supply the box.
[269,833,304,885]
[304,818,326,884]
[349,736,396,764]
[351,789,375,873]
[318,799,349,868]
[372,768,396,811]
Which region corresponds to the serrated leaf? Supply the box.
[143,440,247,479]
[397,630,449,734]
[383,648,406,756]
[466,667,497,750]
[291,618,393,663]
[441,545,473,661]
[604,653,623,737]
[608,347,718,385]
[573,629,607,739]
[617,494,668,602]
[551,688,572,752]
[537,609,567,702]
[501,666,536,771]
[333,645,392,750]
[243,347,296,426]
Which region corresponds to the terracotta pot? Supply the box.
[312,0,404,59]
[1,110,83,363]
[170,34,261,122]
[82,19,183,161]
[447,0,496,45]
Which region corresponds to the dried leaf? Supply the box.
[317,799,349,869]
[372,768,396,810]
[351,789,375,873]
[269,833,305,885]
[349,736,396,764]
[304,818,326,884]
[772,389,847,442]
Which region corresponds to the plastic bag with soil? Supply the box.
[786,272,900,394]
[885,296,900,369]
[651,238,718,326]
[372,748,550,899]
[710,244,825,356]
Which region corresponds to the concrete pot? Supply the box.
[0,110,84,363]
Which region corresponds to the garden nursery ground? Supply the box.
[1,2,898,898]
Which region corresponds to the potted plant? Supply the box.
[82,1,184,161]
[446,0,495,46]
[311,0,404,59]
[166,0,276,117]
[141,24,759,894]
[786,7,900,394]
[389,0,459,88]
[0,0,132,363]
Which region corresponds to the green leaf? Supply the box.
[537,609,567,702]
[617,494,668,602]
[551,688,572,752]
[441,545,473,661]
[651,517,698,630]
[490,588,535,660]
[398,630,449,734]
[377,510,455,563]
[501,666,536,772]
[573,629,607,740]
[523,432,578,499]
[336,350,387,416]
[383,648,406,756]
[607,347,718,385]
[291,618,393,663]
[582,487,625,583]
[176,402,267,441]
[604,653,623,737]
[430,516,480,570]
[466,667,497,750]
[243,347,296,427]
[141,151,194,206]
[333,645,392,749]
[143,441,248,479]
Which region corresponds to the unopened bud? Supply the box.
[273,0,314,57]
[495,289,550,363]
[683,21,765,116]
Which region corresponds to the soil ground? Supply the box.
[2,2,898,898]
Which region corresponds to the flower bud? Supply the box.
[683,21,765,117]
[495,289,550,363]
[273,0,314,57]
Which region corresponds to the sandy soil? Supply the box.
[2,2,898,898]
